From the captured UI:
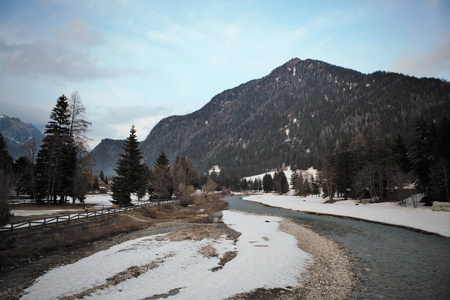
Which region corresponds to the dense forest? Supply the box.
[92,58,449,177]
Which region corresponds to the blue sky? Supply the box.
[1,0,449,149]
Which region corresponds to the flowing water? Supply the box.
[223,196,450,300]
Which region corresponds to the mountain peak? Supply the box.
[0,114,44,159]
[91,59,450,177]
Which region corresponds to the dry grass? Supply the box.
[141,194,228,223]
[0,193,229,274]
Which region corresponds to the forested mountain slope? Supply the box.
[89,138,125,176]
[93,58,450,177]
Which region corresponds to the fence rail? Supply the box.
[1,200,175,232]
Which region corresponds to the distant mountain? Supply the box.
[92,58,450,177]
[0,114,44,160]
[89,138,125,176]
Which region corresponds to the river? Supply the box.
[223,196,450,300]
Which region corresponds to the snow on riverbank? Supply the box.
[244,194,450,237]
[21,211,313,300]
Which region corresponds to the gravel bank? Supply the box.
[279,219,353,299]
[227,217,353,300]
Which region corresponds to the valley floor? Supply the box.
[244,194,450,237]
[8,209,353,300]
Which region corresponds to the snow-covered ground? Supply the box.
[84,193,149,207]
[21,211,313,300]
[244,167,318,183]
[11,194,149,217]
[244,194,450,237]
[11,209,81,217]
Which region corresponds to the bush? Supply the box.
[179,195,195,207]
[178,184,196,207]
[141,207,159,219]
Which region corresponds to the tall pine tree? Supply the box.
[263,173,273,193]
[0,133,13,224]
[111,126,146,206]
[35,94,76,203]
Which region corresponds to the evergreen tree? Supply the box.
[321,143,337,201]
[240,178,248,191]
[426,118,450,203]
[273,170,289,194]
[149,151,173,210]
[409,117,435,204]
[334,140,355,200]
[99,171,105,183]
[13,156,34,197]
[0,133,13,174]
[392,135,410,173]
[111,126,146,206]
[92,177,100,192]
[279,171,289,194]
[263,173,273,193]
[432,117,450,202]
[35,94,76,203]
[0,133,13,224]
[137,165,150,200]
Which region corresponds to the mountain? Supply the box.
[93,58,450,177]
[0,114,44,160]
[89,138,125,176]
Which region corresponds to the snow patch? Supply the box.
[21,211,313,300]
[208,165,221,176]
[244,194,450,237]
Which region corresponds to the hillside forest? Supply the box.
[1,92,449,225]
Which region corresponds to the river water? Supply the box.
[223,196,450,300]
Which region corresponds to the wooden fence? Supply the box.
[0,200,175,232]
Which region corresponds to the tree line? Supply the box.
[319,116,450,205]
[111,125,299,207]
[110,126,202,209]
[0,93,93,224]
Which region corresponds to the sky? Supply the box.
[1,0,449,150]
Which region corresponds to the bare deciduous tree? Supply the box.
[69,91,92,153]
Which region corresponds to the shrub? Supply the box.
[179,195,195,207]
[178,184,196,207]
[141,207,159,219]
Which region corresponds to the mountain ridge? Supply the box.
[0,114,44,160]
[92,58,450,177]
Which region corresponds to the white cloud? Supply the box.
[0,40,147,81]
[0,99,52,126]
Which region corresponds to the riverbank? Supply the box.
[1,208,354,299]
[244,194,450,237]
